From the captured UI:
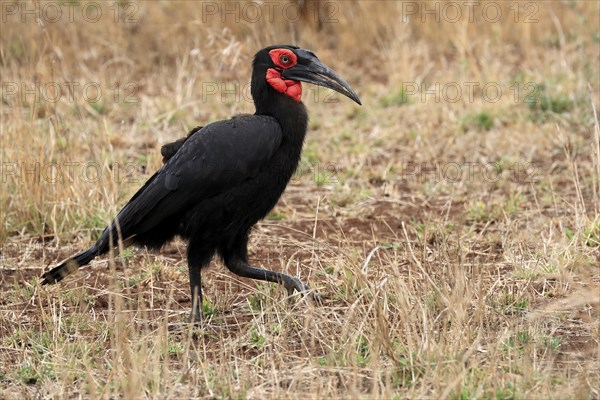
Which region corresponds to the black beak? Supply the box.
[282,49,362,105]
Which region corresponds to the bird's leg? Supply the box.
[223,250,320,304]
[187,242,217,323]
[227,258,310,294]
[188,263,203,322]
[221,234,321,303]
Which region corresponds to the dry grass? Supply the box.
[1,0,599,398]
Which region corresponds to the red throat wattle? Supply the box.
[266,68,302,102]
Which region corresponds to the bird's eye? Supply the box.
[269,49,297,68]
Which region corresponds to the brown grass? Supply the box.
[1,0,599,398]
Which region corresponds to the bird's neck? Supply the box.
[255,95,308,147]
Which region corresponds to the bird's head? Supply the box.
[251,45,361,108]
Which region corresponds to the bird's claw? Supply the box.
[284,277,323,305]
[284,276,309,294]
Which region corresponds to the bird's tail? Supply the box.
[41,245,99,285]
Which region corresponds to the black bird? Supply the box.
[41,45,361,320]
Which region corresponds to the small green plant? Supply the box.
[527,94,573,114]
[493,158,509,174]
[90,100,105,114]
[496,291,528,315]
[249,329,265,349]
[564,222,600,247]
[451,386,477,400]
[149,262,163,280]
[409,218,426,239]
[460,111,494,132]
[526,84,574,122]
[381,242,401,250]
[514,299,528,314]
[355,335,370,367]
[381,87,410,107]
[17,365,39,385]
[202,298,216,318]
[167,339,185,356]
[494,383,517,400]
[390,352,424,388]
[504,330,531,352]
[545,336,562,353]
[128,271,146,287]
[503,193,521,217]
[265,211,286,221]
[583,221,600,247]
[315,170,331,186]
[564,227,575,240]
[467,201,491,223]
[247,292,265,312]
[118,247,136,262]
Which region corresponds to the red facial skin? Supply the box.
[269,48,298,69]
[265,49,302,102]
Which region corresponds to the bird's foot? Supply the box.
[167,313,219,334]
[168,321,220,336]
[188,311,202,324]
[284,277,323,305]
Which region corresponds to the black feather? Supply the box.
[41,246,99,285]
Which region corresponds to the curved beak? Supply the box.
[282,49,362,105]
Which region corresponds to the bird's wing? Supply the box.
[161,125,203,163]
[108,115,283,239]
[161,115,253,163]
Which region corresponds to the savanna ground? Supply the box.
[1,0,599,398]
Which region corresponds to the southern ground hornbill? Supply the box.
[41,45,361,321]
